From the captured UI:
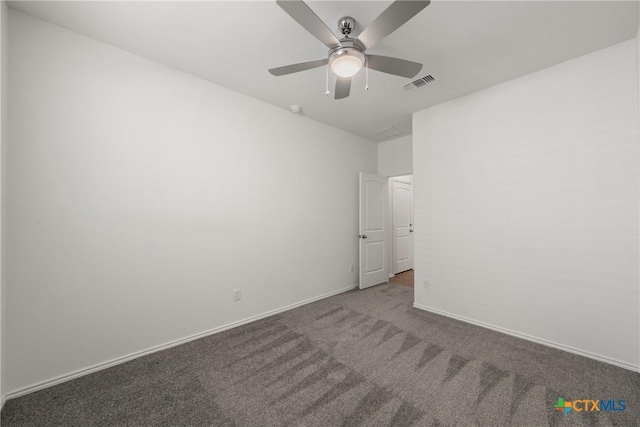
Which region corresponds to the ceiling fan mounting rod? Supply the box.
[338,17,356,36]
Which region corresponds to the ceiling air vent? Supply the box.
[372,126,403,141]
[404,74,437,91]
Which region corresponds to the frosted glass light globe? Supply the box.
[329,49,365,78]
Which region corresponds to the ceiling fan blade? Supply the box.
[276,0,341,49]
[357,0,431,49]
[269,58,328,76]
[335,77,351,100]
[366,55,423,78]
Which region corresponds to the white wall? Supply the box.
[636,18,640,368]
[413,40,640,370]
[0,0,7,407]
[6,10,377,395]
[377,135,412,177]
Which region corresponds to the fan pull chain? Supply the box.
[324,65,330,95]
[365,56,369,91]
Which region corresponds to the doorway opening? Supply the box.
[388,174,414,288]
[389,269,414,288]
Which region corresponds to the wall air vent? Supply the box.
[404,74,436,91]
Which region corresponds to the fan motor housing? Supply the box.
[329,38,365,56]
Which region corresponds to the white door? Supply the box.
[392,178,413,274]
[359,172,388,289]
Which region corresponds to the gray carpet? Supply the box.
[2,283,639,426]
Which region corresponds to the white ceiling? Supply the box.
[9,1,639,142]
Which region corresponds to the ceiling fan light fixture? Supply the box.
[270,0,431,99]
[329,48,365,78]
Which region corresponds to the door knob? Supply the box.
[409,230,413,233]
[360,235,368,239]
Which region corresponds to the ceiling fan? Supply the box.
[269,0,431,100]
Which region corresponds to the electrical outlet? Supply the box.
[233,289,241,301]
[423,279,431,289]
[350,264,355,273]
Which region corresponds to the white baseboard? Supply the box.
[6,285,357,400]
[413,302,640,373]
